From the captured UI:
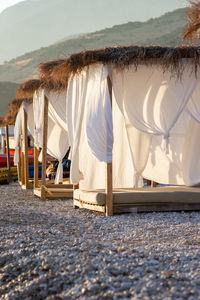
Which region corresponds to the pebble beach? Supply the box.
[0,183,200,299]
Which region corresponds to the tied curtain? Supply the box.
[66,63,134,189]
[112,64,200,186]
[33,89,44,149]
[14,102,29,166]
[66,64,113,185]
[33,90,69,184]
[14,104,23,165]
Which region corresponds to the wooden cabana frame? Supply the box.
[73,75,200,215]
[31,64,74,200]
[15,79,42,190]
[42,45,200,216]
[33,94,73,200]
[0,106,19,183]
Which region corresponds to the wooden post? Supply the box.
[5,125,12,183]
[106,76,113,216]
[41,96,49,200]
[21,153,25,185]
[151,181,157,188]
[17,140,21,184]
[24,109,29,189]
[34,146,39,188]
[73,184,79,209]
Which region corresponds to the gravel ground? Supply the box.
[0,183,200,300]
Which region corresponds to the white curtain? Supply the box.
[85,64,113,163]
[14,105,23,165]
[33,89,44,149]
[182,82,200,186]
[125,120,152,187]
[66,67,89,184]
[113,64,200,153]
[142,109,191,185]
[34,89,69,184]
[79,88,134,190]
[27,103,34,137]
[45,89,68,134]
[47,105,69,184]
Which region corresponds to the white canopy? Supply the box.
[65,62,200,188]
[33,89,69,184]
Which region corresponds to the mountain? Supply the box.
[0,8,186,84]
[0,82,19,116]
[0,0,186,64]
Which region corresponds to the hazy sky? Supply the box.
[0,0,188,15]
[0,0,25,13]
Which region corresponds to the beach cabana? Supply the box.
[32,59,73,200]
[52,46,200,216]
[15,79,41,189]
[0,98,29,183]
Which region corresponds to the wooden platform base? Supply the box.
[73,186,200,214]
[34,185,73,199]
[74,199,106,213]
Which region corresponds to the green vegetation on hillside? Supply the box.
[0,8,186,84]
[0,82,19,116]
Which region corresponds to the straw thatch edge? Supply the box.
[16,79,42,99]
[0,98,32,126]
[38,45,200,90]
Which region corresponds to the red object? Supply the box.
[0,154,35,168]
[5,149,34,155]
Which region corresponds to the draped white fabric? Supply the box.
[85,64,113,163]
[33,89,69,184]
[27,103,34,137]
[182,82,200,186]
[14,105,23,165]
[143,109,191,185]
[125,120,152,187]
[33,89,44,149]
[79,90,134,190]
[46,114,69,184]
[63,62,200,188]
[66,67,89,184]
[45,90,68,134]
[112,64,200,153]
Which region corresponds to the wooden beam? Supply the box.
[17,140,21,184]
[73,184,79,209]
[24,109,29,189]
[5,125,12,183]
[41,95,49,200]
[106,75,113,216]
[34,146,39,188]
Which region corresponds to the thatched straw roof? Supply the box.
[183,1,200,43]
[16,79,41,99]
[38,59,67,90]
[38,45,200,89]
[0,98,32,126]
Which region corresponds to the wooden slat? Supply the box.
[46,183,73,189]
[34,147,39,188]
[17,141,21,184]
[74,199,106,213]
[41,96,49,200]
[21,152,25,185]
[73,184,79,209]
[5,125,12,183]
[34,188,73,199]
[106,75,113,216]
[114,203,200,213]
